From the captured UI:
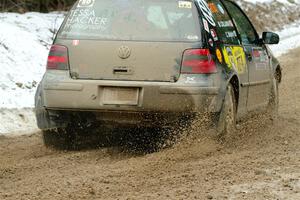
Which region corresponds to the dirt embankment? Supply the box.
[239,0,300,33]
[0,48,300,199]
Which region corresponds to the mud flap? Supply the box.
[34,84,69,130]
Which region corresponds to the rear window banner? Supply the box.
[64,9,108,31]
[223,46,247,74]
[77,0,95,8]
[59,0,200,41]
[196,0,216,26]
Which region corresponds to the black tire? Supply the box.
[217,84,237,138]
[42,126,77,150]
[267,76,279,120]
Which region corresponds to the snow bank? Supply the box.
[0,12,64,136]
[269,21,300,56]
[0,12,64,108]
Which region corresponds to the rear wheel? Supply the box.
[217,84,237,138]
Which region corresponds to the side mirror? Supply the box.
[262,32,280,44]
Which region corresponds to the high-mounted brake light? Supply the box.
[181,49,217,74]
[47,45,69,70]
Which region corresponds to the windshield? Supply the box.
[58,0,201,42]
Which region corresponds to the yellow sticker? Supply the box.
[222,46,247,74]
[178,1,192,9]
[216,49,223,63]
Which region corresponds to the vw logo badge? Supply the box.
[118,46,131,59]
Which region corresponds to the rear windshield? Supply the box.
[58,0,201,42]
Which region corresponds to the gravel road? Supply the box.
[0,48,299,200]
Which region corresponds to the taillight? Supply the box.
[47,45,69,70]
[181,49,217,74]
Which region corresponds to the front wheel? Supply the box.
[217,84,237,138]
[267,76,279,120]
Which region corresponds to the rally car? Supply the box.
[35,0,281,147]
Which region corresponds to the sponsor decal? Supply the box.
[252,47,269,70]
[252,49,260,58]
[217,3,225,15]
[72,40,80,46]
[210,29,218,41]
[259,51,268,62]
[222,46,247,74]
[186,35,199,40]
[216,48,223,63]
[203,18,210,32]
[217,20,234,28]
[64,9,108,31]
[225,31,237,38]
[252,48,268,62]
[196,0,216,26]
[178,1,192,9]
[77,0,95,8]
[208,3,218,13]
[208,38,214,47]
[185,77,196,84]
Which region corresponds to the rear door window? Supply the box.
[223,0,258,45]
[206,0,240,45]
[58,0,201,42]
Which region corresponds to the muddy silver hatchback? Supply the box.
[35,0,281,147]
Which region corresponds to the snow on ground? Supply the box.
[243,0,300,4]
[0,11,300,136]
[0,108,37,136]
[0,12,64,136]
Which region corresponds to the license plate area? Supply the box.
[100,87,140,106]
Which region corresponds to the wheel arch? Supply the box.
[275,64,282,83]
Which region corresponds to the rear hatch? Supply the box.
[56,0,201,82]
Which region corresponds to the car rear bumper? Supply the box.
[40,70,223,114]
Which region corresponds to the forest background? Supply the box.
[0,0,76,12]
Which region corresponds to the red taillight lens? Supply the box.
[47,45,69,70]
[181,49,217,74]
